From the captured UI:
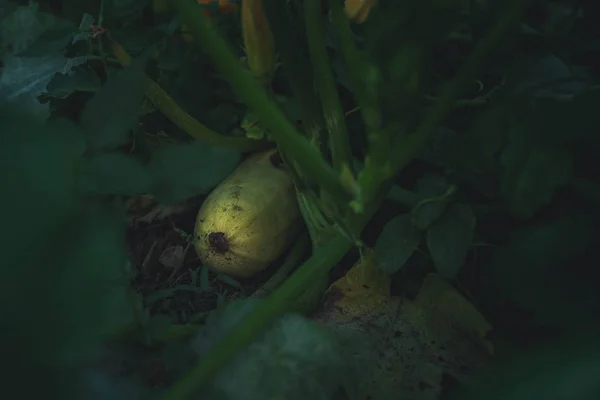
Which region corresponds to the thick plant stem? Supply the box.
[304,0,353,172]
[110,40,266,152]
[173,0,352,202]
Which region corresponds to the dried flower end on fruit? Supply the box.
[208,232,229,252]
[194,149,302,278]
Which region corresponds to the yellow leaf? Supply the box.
[313,264,494,398]
[318,249,391,322]
[410,273,494,355]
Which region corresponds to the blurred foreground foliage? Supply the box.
[2,0,600,399]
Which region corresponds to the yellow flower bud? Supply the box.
[344,0,377,24]
[241,0,276,81]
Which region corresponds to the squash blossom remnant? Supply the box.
[179,0,239,42]
[241,0,276,81]
[344,0,377,23]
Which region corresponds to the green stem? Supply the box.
[390,0,529,174]
[304,0,352,171]
[328,0,373,130]
[357,0,531,208]
[250,231,310,298]
[159,234,353,400]
[264,0,325,147]
[173,0,351,201]
[110,40,266,152]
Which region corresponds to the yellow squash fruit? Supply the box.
[194,149,302,278]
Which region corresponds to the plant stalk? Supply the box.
[173,0,352,202]
[357,0,532,210]
[263,0,325,147]
[110,40,267,152]
[304,0,353,171]
[328,0,373,131]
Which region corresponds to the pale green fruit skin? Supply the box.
[194,149,302,278]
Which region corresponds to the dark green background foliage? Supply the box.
[2,0,600,399]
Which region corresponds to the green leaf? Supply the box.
[0,2,62,54]
[102,0,151,20]
[363,1,463,122]
[461,338,600,400]
[0,2,86,119]
[56,201,140,350]
[0,54,88,119]
[44,66,101,99]
[14,23,76,57]
[537,86,600,148]
[505,55,584,101]
[46,117,88,158]
[481,215,597,327]
[80,60,147,151]
[375,213,422,275]
[0,108,140,399]
[500,124,573,219]
[81,153,153,196]
[453,104,511,173]
[148,140,241,204]
[426,203,476,279]
[411,174,453,231]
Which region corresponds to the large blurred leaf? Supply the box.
[190,299,347,400]
[411,174,454,231]
[102,0,151,21]
[460,336,600,400]
[0,54,87,119]
[504,55,585,102]
[375,213,422,275]
[44,66,102,99]
[500,122,573,219]
[453,104,511,173]
[480,214,597,327]
[536,86,600,148]
[13,22,77,57]
[0,2,85,119]
[426,202,476,279]
[82,153,153,196]
[80,60,147,151]
[362,0,465,122]
[0,109,141,399]
[148,140,241,204]
[0,2,63,53]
